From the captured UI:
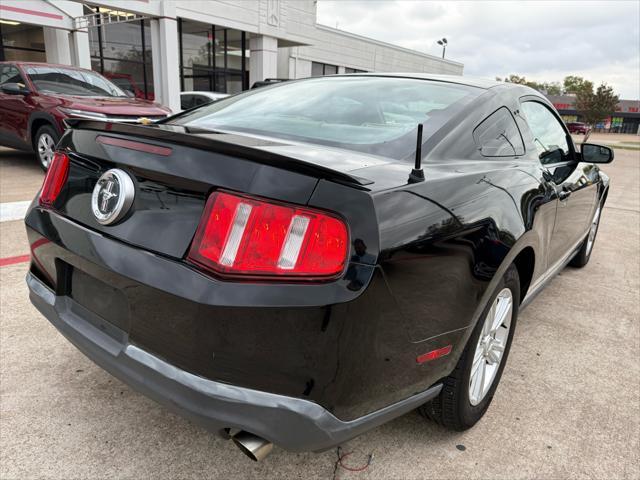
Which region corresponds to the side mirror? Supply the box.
[1,82,30,96]
[581,143,614,164]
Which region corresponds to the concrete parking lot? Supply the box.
[1,136,639,479]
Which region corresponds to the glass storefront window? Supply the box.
[179,19,248,94]
[101,21,144,63]
[324,64,338,75]
[311,62,339,76]
[0,23,46,62]
[87,8,154,100]
[214,26,226,72]
[181,21,213,70]
[311,62,324,77]
[101,59,147,99]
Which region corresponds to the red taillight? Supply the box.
[39,152,69,207]
[187,191,349,279]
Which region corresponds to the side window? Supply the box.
[0,65,23,86]
[521,101,571,165]
[181,94,194,110]
[192,95,211,107]
[473,107,525,157]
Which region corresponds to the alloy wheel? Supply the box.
[37,133,55,169]
[469,287,513,406]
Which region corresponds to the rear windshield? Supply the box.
[169,76,482,159]
[25,66,126,97]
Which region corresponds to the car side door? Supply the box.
[520,99,598,266]
[0,64,34,149]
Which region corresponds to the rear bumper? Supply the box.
[28,272,442,452]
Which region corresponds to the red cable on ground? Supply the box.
[335,447,374,473]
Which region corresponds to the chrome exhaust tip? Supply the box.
[232,431,273,461]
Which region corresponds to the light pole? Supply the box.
[437,38,448,59]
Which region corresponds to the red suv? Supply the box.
[566,122,591,135]
[0,62,170,170]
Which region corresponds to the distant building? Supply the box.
[0,0,463,112]
[546,94,640,134]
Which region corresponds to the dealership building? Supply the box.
[0,0,464,111]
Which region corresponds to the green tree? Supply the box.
[505,74,528,85]
[502,75,561,95]
[563,75,593,95]
[575,83,619,127]
[540,82,562,95]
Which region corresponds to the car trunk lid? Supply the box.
[53,121,374,259]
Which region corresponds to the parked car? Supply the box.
[26,74,613,461]
[567,121,591,134]
[103,72,155,101]
[180,91,229,110]
[0,62,171,170]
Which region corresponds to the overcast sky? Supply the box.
[316,0,640,99]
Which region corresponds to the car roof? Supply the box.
[334,72,503,90]
[1,61,92,72]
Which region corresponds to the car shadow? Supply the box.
[0,147,40,164]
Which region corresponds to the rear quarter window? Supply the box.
[181,94,195,110]
[473,107,525,157]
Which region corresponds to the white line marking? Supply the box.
[0,201,31,222]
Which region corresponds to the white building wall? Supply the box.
[43,27,72,65]
[284,25,463,77]
[149,2,181,112]
[249,35,278,86]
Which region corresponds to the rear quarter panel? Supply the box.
[375,162,551,352]
[373,88,556,375]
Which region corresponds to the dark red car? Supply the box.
[566,122,591,135]
[0,62,170,170]
[104,72,155,101]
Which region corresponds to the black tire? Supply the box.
[33,125,59,171]
[569,203,602,268]
[420,264,520,430]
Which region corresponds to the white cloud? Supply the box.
[317,0,640,98]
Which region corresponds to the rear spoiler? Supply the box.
[64,119,373,189]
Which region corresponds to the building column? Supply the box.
[150,17,180,112]
[44,27,72,65]
[70,30,91,69]
[249,35,278,87]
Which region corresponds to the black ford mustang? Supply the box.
[25,74,613,461]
